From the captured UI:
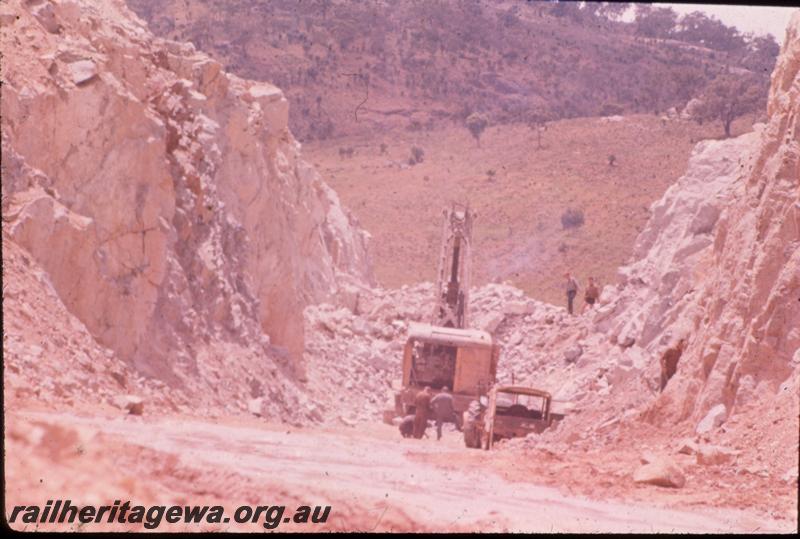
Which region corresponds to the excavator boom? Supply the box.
[432,203,475,329]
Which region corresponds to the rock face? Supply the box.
[637,15,800,426]
[1,0,371,413]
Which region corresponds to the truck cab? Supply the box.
[463,385,566,449]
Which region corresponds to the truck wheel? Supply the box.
[463,427,476,448]
[481,430,491,450]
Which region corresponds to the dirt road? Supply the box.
[6,410,792,533]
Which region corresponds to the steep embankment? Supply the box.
[1,0,371,418]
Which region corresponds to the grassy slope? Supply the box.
[305,115,753,307]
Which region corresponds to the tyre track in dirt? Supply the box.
[10,411,792,533]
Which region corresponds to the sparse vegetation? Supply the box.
[465,113,489,147]
[129,1,779,141]
[409,145,425,165]
[561,208,585,229]
[695,73,766,137]
[379,142,388,155]
[526,109,550,150]
[608,154,616,167]
[600,103,624,117]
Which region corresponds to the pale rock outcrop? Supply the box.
[639,15,800,426]
[2,0,371,415]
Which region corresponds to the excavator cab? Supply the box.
[384,322,499,423]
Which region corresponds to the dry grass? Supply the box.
[305,114,754,307]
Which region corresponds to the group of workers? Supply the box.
[564,272,600,315]
[398,385,457,441]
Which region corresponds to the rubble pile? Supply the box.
[302,279,657,427]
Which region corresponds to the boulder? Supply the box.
[67,60,98,86]
[681,98,703,120]
[247,397,263,417]
[563,345,583,364]
[120,395,144,415]
[633,456,685,488]
[695,445,739,465]
[689,203,720,235]
[695,404,726,434]
[0,6,17,26]
[351,318,369,336]
[676,438,699,455]
[31,2,60,34]
[477,312,505,333]
[503,301,535,316]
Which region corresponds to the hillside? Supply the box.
[304,114,753,307]
[126,0,775,140]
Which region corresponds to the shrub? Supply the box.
[409,145,425,165]
[600,102,624,116]
[561,208,585,229]
[465,112,489,147]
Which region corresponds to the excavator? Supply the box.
[383,203,500,426]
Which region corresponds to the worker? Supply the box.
[413,386,432,439]
[430,386,456,441]
[564,272,579,315]
[582,276,600,313]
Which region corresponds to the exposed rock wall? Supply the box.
[612,15,800,427]
[1,0,371,410]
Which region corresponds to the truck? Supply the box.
[383,203,500,425]
[384,321,499,425]
[462,385,566,449]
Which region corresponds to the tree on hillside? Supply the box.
[465,112,489,147]
[695,73,765,137]
[526,108,551,150]
[674,11,745,52]
[549,1,580,19]
[740,34,780,73]
[634,4,677,39]
[597,2,630,21]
